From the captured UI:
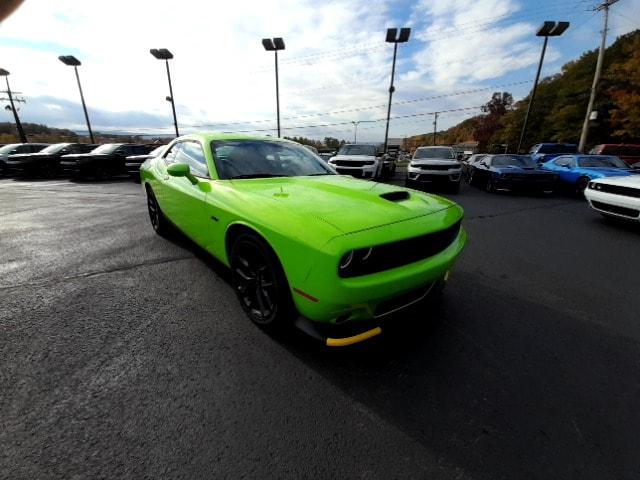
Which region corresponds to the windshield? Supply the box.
[91,144,122,154]
[337,145,377,156]
[492,155,536,167]
[39,143,72,154]
[0,144,21,154]
[211,140,335,179]
[536,144,577,154]
[414,148,455,159]
[578,156,628,168]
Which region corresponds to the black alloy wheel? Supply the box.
[230,233,292,330]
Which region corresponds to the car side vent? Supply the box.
[380,191,410,202]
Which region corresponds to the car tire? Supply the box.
[485,177,496,193]
[146,186,171,236]
[230,232,294,332]
[576,177,590,196]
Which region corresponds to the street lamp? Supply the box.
[58,55,95,143]
[516,21,569,153]
[262,37,285,137]
[351,121,360,143]
[383,27,410,156]
[150,48,179,137]
[0,68,27,142]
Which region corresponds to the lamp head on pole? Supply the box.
[150,48,173,60]
[262,38,285,51]
[536,21,570,37]
[386,27,411,43]
[58,55,81,66]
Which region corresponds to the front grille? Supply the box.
[418,164,457,171]
[333,160,374,167]
[339,220,461,278]
[590,183,640,198]
[591,201,640,218]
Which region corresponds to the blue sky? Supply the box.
[0,0,638,141]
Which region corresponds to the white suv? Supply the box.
[328,144,383,179]
[406,146,463,193]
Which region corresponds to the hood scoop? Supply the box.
[379,191,410,202]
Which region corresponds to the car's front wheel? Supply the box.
[230,233,293,331]
[146,186,170,236]
[576,177,590,197]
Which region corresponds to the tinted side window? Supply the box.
[18,145,32,153]
[132,145,152,155]
[175,141,209,177]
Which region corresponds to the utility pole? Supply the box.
[433,112,439,145]
[578,0,618,153]
[0,69,27,142]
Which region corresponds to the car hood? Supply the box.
[8,153,55,160]
[411,159,459,166]
[225,175,457,235]
[126,154,153,161]
[62,153,113,160]
[330,155,377,162]
[493,166,551,174]
[591,174,640,187]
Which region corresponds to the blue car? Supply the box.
[529,143,578,164]
[469,154,558,194]
[541,155,636,193]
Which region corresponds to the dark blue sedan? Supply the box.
[469,154,558,194]
[540,155,636,194]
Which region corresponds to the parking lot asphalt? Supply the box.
[1,176,640,479]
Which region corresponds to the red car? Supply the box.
[589,144,640,166]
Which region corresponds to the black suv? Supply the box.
[60,143,155,179]
[0,143,49,175]
[8,143,97,177]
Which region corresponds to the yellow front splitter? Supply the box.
[325,327,382,347]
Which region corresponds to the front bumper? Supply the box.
[493,176,557,191]
[407,167,462,184]
[585,188,640,221]
[294,279,446,346]
[290,208,466,327]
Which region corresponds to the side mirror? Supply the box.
[167,162,198,184]
[457,153,463,160]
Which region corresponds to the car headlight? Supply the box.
[338,247,373,277]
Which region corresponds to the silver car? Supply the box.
[405,146,463,193]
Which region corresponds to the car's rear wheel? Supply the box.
[146,186,170,236]
[230,233,293,332]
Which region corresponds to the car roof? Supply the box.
[176,132,298,144]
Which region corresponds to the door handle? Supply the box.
[163,175,170,181]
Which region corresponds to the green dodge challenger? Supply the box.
[141,133,466,346]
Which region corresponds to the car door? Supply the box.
[160,141,213,248]
[548,156,576,183]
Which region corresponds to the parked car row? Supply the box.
[0,142,165,179]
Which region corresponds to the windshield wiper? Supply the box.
[307,172,334,176]
[229,173,287,179]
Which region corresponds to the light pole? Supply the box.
[262,37,285,137]
[383,27,410,156]
[351,121,360,143]
[578,0,618,152]
[0,68,27,142]
[433,112,439,146]
[58,55,95,143]
[150,49,179,137]
[516,21,569,153]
